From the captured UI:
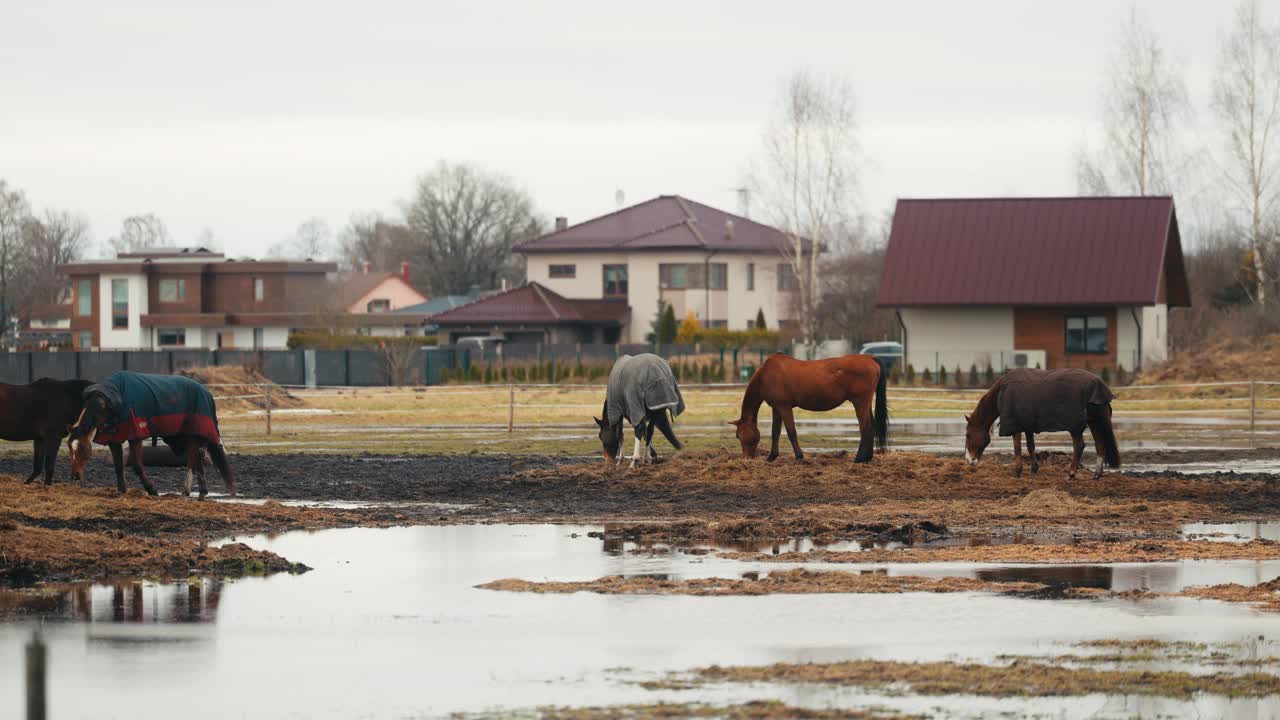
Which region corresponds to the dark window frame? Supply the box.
[708,262,728,291]
[158,278,186,303]
[1064,314,1108,354]
[111,279,129,329]
[746,262,755,291]
[549,264,576,279]
[603,264,628,297]
[777,263,800,291]
[253,277,265,302]
[77,279,92,316]
[156,328,186,347]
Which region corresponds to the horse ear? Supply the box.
[728,419,741,427]
[963,414,971,423]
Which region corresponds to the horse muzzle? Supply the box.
[964,450,980,467]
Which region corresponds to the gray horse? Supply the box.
[594,354,685,467]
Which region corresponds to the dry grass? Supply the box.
[181,365,305,411]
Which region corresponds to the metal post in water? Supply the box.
[508,384,515,433]
[26,630,46,720]
[264,383,273,436]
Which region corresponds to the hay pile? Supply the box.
[178,365,305,411]
[1139,335,1280,383]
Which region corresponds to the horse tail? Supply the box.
[1090,403,1121,469]
[207,442,238,496]
[652,408,683,450]
[873,357,889,452]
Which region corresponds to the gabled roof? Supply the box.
[516,195,805,254]
[394,295,476,316]
[333,272,425,310]
[430,283,628,326]
[877,196,1190,308]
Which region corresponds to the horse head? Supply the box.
[963,413,991,466]
[68,392,110,482]
[728,417,761,457]
[595,401,622,463]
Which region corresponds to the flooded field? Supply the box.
[5,523,1280,719]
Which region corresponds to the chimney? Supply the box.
[400,261,410,283]
[554,216,568,232]
[362,260,371,275]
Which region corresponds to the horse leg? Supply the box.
[110,443,127,494]
[644,416,658,462]
[24,439,43,484]
[183,444,197,497]
[1026,433,1039,475]
[628,423,643,469]
[128,440,158,496]
[1090,427,1107,481]
[779,406,803,461]
[193,441,209,499]
[1013,432,1023,477]
[853,397,874,463]
[1067,431,1085,481]
[41,436,59,485]
[768,406,782,462]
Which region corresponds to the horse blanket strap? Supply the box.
[86,372,222,451]
[606,353,685,428]
[995,368,1114,436]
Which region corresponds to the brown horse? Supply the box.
[0,378,91,485]
[729,353,888,462]
[963,368,1120,480]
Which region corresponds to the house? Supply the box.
[60,248,338,350]
[333,261,431,337]
[430,282,628,344]
[18,302,72,348]
[877,196,1190,374]
[514,195,804,343]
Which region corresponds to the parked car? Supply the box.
[858,341,903,372]
[457,336,505,356]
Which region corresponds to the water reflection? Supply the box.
[1183,520,1280,542]
[0,579,222,624]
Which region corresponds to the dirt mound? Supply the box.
[178,365,305,411]
[1139,334,1280,383]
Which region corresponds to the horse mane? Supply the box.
[970,380,1003,430]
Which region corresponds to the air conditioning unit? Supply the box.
[1011,349,1046,370]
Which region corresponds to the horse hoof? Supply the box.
[1015,466,1023,477]
[766,455,778,463]
[1031,465,1040,475]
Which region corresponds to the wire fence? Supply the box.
[200,379,1280,436]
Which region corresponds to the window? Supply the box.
[1065,315,1108,354]
[777,263,800,291]
[659,264,689,289]
[156,328,186,347]
[111,279,128,329]
[77,330,93,349]
[706,320,728,329]
[77,279,92,316]
[253,277,264,302]
[603,264,628,297]
[549,264,576,279]
[708,263,727,290]
[746,263,755,291]
[253,327,264,349]
[367,298,391,313]
[159,278,186,302]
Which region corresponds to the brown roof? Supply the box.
[141,313,228,327]
[516,195,808,254]
[28,303,71,321]
[333,272,425,310]
[431,283,628,326]
[60,259,336,275]
[877,196,1190,308]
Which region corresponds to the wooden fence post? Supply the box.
[27,630,46,720]
[507,384,515,433]
[264,383,273,436]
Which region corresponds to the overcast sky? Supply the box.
[0,1,1248,257]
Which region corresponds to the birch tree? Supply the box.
[268,217,334,259]
[751,70,859,356]
[1213,0,1280,304]
[1077,6,1188,196]
[0,181,32,342]
[17,210,89,309]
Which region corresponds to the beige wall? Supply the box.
[526,251,793,343]
[347,277,426,313]
[899,307,1014,373]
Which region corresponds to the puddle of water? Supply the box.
[1183,521,1280,543]
[212,496,472,511]
[3,524,1280,719]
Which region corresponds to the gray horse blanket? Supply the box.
[86,371,222,453]
[994,368,1114,436]
[605,354,685,428]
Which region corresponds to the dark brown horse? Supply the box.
[729,353,888,462]
[0,378,91,485]
[964,368,1120,480]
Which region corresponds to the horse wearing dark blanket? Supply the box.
[594,354,684,467]
[963,368,1120,480]
[68,371,236,498]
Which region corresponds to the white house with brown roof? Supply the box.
[877,196,1190,374]
[515,195,802,343]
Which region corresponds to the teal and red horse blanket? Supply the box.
[86,372,221,453]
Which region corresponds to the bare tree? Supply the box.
[337,212,412,273]
[0,181,32,341]
[17,210,89,310]
[403,162,542,295]
[109,213,171,254]
[1213,0,1280,304]
[1078,7,1189,196]
[268,217,334,259]
[750,70,860,356]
